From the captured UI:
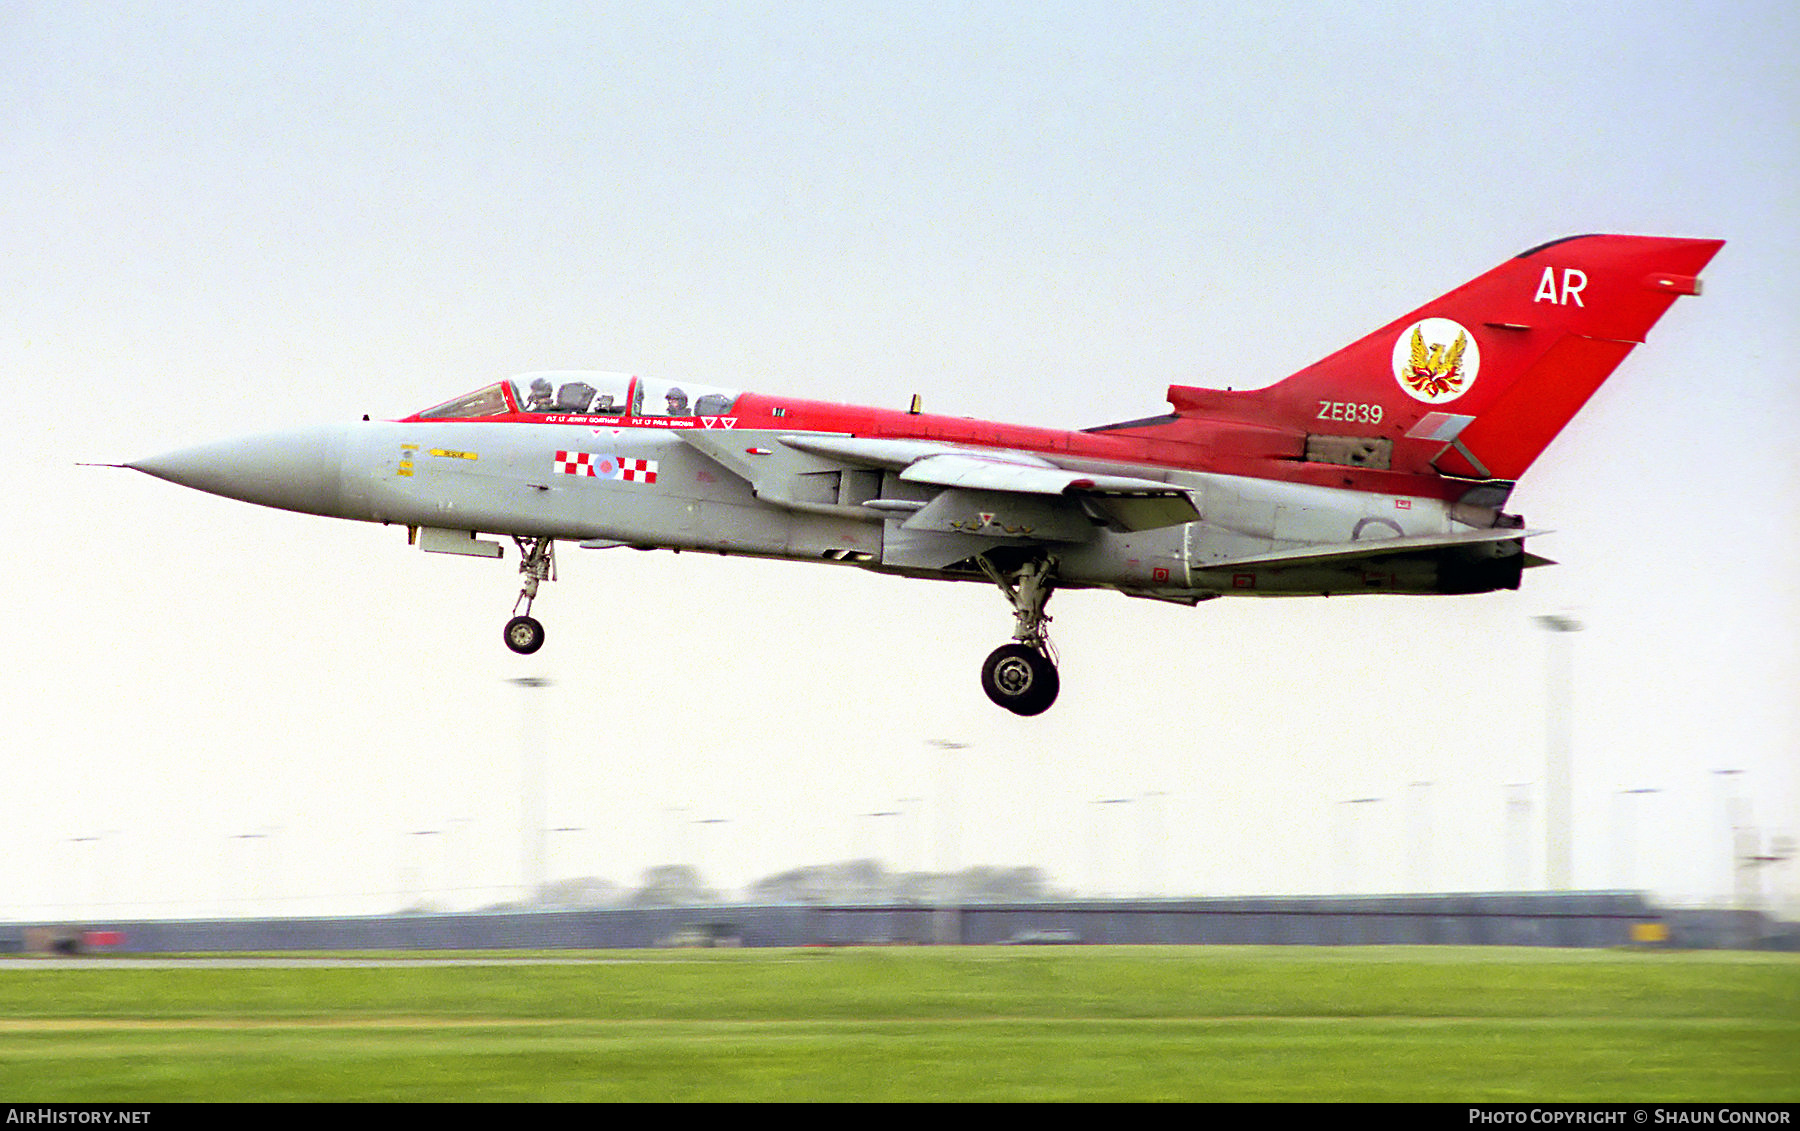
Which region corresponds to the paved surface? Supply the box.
[0,955,704,969]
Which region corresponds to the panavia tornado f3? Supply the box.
[125,234,1723,715]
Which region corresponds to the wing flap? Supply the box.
[898,453,1197,531]
[779,434,1199,532]
[895,451,1176,496]
[778,433,971,469]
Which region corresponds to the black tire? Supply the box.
[981,643,1060,716]
[504,615,546,655]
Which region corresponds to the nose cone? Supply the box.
[128,424,349,517]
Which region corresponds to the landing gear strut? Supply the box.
[977,555,1060,716]
[503,536,556,655]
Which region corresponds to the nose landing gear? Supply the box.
[504,614,545,654]
[977,555,1060,716]
[503,536,556,655]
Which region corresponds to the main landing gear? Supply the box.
[502,536,556,655]
[977,555,1060,716]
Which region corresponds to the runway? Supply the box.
[0,955,717,970]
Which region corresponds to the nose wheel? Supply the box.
[977,554,1061,716]
[504,614,545,655]
[503,536,556,654]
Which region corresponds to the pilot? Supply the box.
[524,377,555,413]
[664,387,689,416]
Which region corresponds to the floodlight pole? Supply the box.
[510,676,554,906]
[864,809,901,882]
[693,816,728,903]
[1090,797,1131,898]
[1143,789,1167,898]
[928,739,967,944]
[1536,615,1582,890]
[1504,782,1533,891]
[406,829,441,910]
[1337,797,1382,894]
[1613,787,1661,891]
[1409,780,1435,893]
[68,834,103,922]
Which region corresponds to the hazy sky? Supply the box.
[5,2,1795,920]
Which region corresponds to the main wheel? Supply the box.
[981,643,1060,716]
[503,614,546,655]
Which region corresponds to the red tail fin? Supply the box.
[1161,235,1723,482]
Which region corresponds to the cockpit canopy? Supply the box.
[414,371,742,421]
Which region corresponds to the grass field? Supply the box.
[2,946,1795,1102]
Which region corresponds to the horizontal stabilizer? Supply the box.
[1202,527,1542,570]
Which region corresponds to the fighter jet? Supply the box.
[124,234,1722,714]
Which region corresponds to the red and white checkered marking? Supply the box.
[554,451,600,476]
[553,451,654,483]
[616,458,657,483]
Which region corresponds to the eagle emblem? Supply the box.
[1391,318,1480,403]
